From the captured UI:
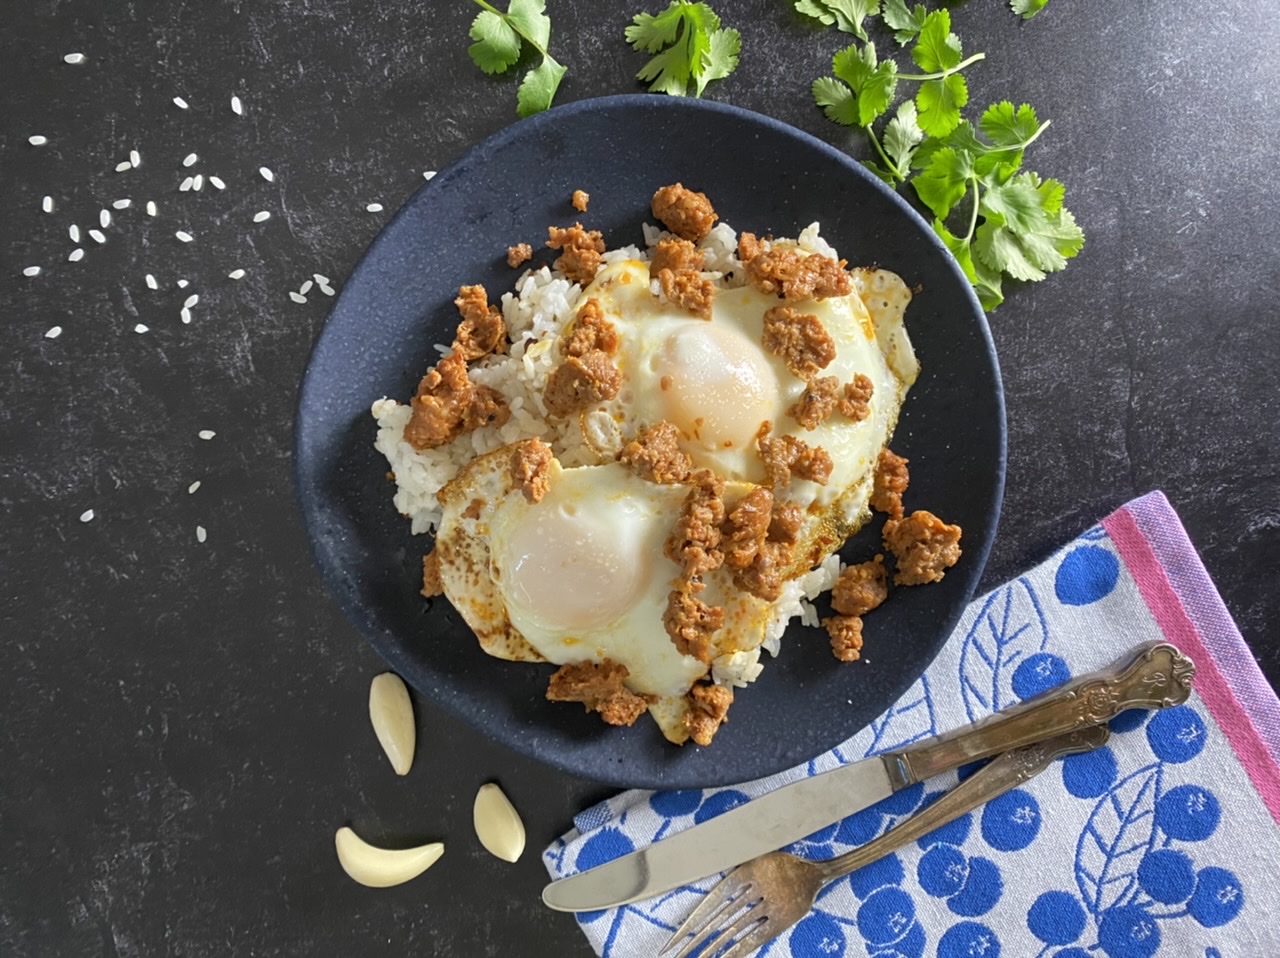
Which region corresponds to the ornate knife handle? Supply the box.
[817,725,1110,882]
[884,641,1195,789]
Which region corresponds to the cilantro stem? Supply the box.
[964,175,981,245]
[897,52,986,81]
[867,127,904,183]
[470,0,553,59]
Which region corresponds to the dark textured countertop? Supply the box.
[3,2,1277,955]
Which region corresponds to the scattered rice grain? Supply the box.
[29,135,48,146]
[319,283,336,296]
[89,229,106,244]
[299,279,313,295]
[146,200,157,216]
[313,273,330,284]
[177,279,189,288]
[366,202,384,212]
[252,211,270,223]
[69,225,80,242]
[179,177,194,192]
[113,199,131,209]
[100,209,111,228]
[173,96,189,109]
[180,307,192,324]
[231,95,243,115]
[80,509,95,523]
[68,248,84,262]
[64,52,86,64]
[46,326,63,339]
[130,149,141,167]
[192,174,204,190]
[182,152,198,167]
[209,176,225,190]
[259,166,274,182]
[116,161,132,172]
[134,324,149,334]
[145,274,158,289]
[188,481,202,494]
[184,294,199,308]
[228,268,246,280]
[175,230,193,243]
[289,292,307,304]
[23,266,42,277]
[423,170,437,180]
[196,525,207,543]
[198,430,216,440]
[42,196,53,213]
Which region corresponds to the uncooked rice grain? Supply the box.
[116,161,132,172]
[46,326,62,339]
[188,481,201,494]
[313,273,330,284]
[196,525,207,543]
[180,177,193,192]
[113,199,131,209]
[192,174,204,190]
[231,95,243,115]
[64,52,85,64]
[89,229,106,244]
[173,96,189,109]
[145,274,158,289]
[228,269,245,280]
[134,324,149,333]
[42,196,53,213]
[182,152,198,167]
[68,248,84,262]
[289,291,307,304]
[177,279,189,288]
[423,171,436,180]
[259,166,274,182]
[100,209,111,228]
[29,135,47,146]
[81,510,95,523]
[146,201,157,216]
[23,266,41,277]
[319,283,336,296]
[180,308,192,324]
[253,211,270,223]
[299,280,313,295]
[175,231,193,242]
[184,294,199,308]
[130,150,141,167]
[69,225,80,242]
[209,176,225,190]
[366,202,383,212]
[198,429,216,440]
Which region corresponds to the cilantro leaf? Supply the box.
[794,0,881,41]
[913,146,973,221]
[974,174,1084,282]
[883,99,925,176]
[627,2,740,97]
[916,73,967,137]
[468,12,522,75]
[980,178,1048,235]
[812,76,860,126]
[516,55,567,118]
[830,42,898,126]
[1011,0,1050,20]
[882,0,928,46]
[911,10,963,74]
[979,101,1041,147]
[466,0,565,116]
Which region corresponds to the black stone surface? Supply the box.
[2,2,1276,955]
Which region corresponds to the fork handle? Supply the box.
[882,641,1194,789]
[813,724,1110,884]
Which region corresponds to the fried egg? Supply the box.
[435,449,778,742]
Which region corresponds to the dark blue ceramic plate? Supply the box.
[294,95,1004,790]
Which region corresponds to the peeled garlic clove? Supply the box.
[334,826,443,888]
[473,782,526,863]
[368,672,415,775]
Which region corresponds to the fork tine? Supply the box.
[720,912,798,958]
[663,891,756,958]
[698,904,766,958]
[659,872,754,957]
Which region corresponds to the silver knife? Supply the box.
[542,641,1194,912]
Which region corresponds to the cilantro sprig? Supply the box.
[794,0,882,41]
[467,0,567,117]
[810,6,1082,310]
[626,1,741,97]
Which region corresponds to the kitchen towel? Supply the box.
[542,491,1280,957]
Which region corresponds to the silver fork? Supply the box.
[658,723,1111,958]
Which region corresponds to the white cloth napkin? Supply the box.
[542,492,1280,958]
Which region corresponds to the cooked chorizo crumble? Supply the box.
[421,549,443,598]
[546,223,606,286]
[543,350,622,416]
[618,420,692,484]
[562,298,619,357]
[510,438,554,504]
[546,659,651,726]
[651,183,718,242]
[823,615,864,662]
[571,189,590,212]
[762,305,837,380]
[883,510,962,586]
[871,448,910,520]
[658,267,715,320]
[831,555,888,617]
[506,243,533,269]
[738,232,853,301]
[684,682,733,746]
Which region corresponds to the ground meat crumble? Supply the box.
[618,420,692,484]
[722,487,773,570]
[738,232,853,301]
[756,424,834,487]
[546,223,606,286]
[663,585,724,664]
[546,659,651,726]
[870,448,909,520]
[823,615,864,662]
[571,189,590,212]
[421,548,443,598]
[405,350,511,450]
[658,268,715,320]
[452,285,507,361]
[684,682,733,746]
[733,539,792,602]
[768,500,805,543]
[788,376,840,430]
[506,243,533,269]
[664,470,726,578]
[510,438,554,504]
[562,298,619,357]
[543,350,622,417]
[762,305,837,380]
[831,555,888,617]
[883,510,963,586]
[651,183,718,243]
[649,237,705,275]
[840,374,874,421]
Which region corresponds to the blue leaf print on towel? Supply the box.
[866,676,937,756]
[1075,763,1162,916]
[959,578,1049,721]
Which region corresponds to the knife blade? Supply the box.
[542,640,1194,912]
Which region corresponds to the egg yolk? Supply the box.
[653,323,779,452]
[497,498,652,632]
